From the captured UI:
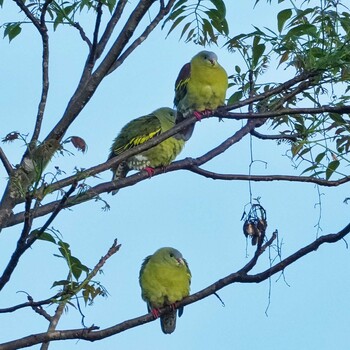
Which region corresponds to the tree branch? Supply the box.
[96,0,128,59]
[219,71,320,112]
[5,114,350,228]
[0,294,60,314]
[0,148,14,175]
[250,129,299,142]
[1,222,348,350]
[0,183,77,290]
[12,0,43,33]
[217,104,350,120]
[107,0,177,74]
[185,165,350,185]
[44,0,157,143]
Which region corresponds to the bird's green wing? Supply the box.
[139,254,152,312]
[174,62,191,108]
[109,114,161,158]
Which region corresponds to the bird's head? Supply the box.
[194,50,219,67]
[153,107,176,124]
[157,247,186,267]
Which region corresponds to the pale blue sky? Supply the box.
[1,1,350,349]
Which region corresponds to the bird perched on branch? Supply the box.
[139,247,191,334]
[108,108,185,195]
[174,50,228,127]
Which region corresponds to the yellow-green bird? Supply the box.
[108,108,185,194]
[139,247,191,334]
[174,50,228,123]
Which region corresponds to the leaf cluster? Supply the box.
[163,0,229,45]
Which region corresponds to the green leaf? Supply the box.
[172,0,187,12]
[278,51,289,66]
[70,256,89,281]
[227,90,243,105]
[210,0,226,16]
[58,241,71,260]
[34,230,57,244]
[252,38,266,68]
[329,113,346,125]
[202,18,217,44]
[165,15,186,37]
[179,22,191,41]
[325,160,340,180]
[284,23,318,40]
[277,8,292,32]
[291,142,304,157]
[314,151,326,164]
[163,6,186,28]
[4,23,22,42]
[52,280,70,288]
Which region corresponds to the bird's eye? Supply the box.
[169,253,174,258]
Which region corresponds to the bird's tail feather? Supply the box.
[111,162,128,195]
[160,310,177,334]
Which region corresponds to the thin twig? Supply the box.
[250,129,299,142]
[0,294,61,314]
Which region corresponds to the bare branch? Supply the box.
[0,195,33,291]
[0,295,60,314]
[96,0,128,58]
[72,22,92,48]
[44,0,158,144]
[40,303,65,350]
[1,223,348,350]
[217,104,350,120]
[186,165,350,184]
[0,148,14,175]
[250,129,299,142]
[0,183,77,291]
[107,0,177,74]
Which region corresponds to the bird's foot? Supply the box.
[202,109,213,116]
[193,111,203,121]
[151,308,161,319]
[143,167,155,177]
[193,109,213,121]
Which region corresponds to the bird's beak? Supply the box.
[209,59,217,66]
[176,257,185,266]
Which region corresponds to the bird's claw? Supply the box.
[151,308,160,319]
[144,167,155,177]
[193,109,213,121]
[193,111,203,121]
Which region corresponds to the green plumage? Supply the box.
[108,108,185,194]
[174,50,228,121]
[139,247,191,334]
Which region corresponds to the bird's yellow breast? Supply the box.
[181,62,228,113]
[140,262,190,308]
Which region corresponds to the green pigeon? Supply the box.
[174,51,228,125]
[108,108,185,194]
[139,247,191,334]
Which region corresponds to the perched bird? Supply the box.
[139,247,191,334]
[174,50,228,125]
[108,108,185,194]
